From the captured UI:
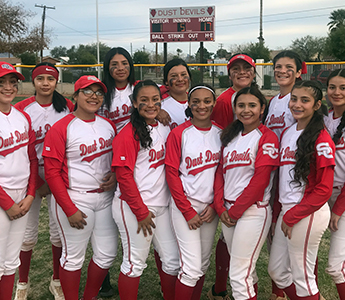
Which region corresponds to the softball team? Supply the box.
[165,84,221,300]
[214,85,279,300]
[14,62,74,300]
[112,80,179,300]
[0,62,38,300]
[43,75,118,300]
[323,69,345,299]
[268,81,335,300]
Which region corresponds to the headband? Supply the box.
[32,65,59,81]
[189,86,216,98]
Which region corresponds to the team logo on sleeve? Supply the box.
[262,143,278,159]
[316,142,333,159]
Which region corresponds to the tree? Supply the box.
[132,50,150,64]
[51,46,68,58]
[18,52,37,65]
[328,9,345,31]
[326,25,345,60]
[176,48,183,57]
[195,47,213,63]
[229,42,270,62]
[214,48,231,59]
[290,35,326,61]
[0,0,50,56]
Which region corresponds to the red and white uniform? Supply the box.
[265,93,296,140]
[165,120,221,287]
[324,112,345,284]
[43,114,118,271]
[268,124,335,297]
[214,124,278,299]
[98,84,133,132]
[0,106,38,277]
[15,97,74,250]
[161,95,189,129]
[112,121,179,277]
[211,87,236,129]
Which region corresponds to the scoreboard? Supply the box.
[149,6,215,43]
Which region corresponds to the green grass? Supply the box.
[17,200,338,299]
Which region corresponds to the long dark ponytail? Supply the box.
[221,83,266,146]
[327,69,345,145]
[130,80,161,149]
[32,62,68,113]
[292,80,326,186]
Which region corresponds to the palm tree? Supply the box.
[328,9,345,31]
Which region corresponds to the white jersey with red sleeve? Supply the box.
[113,121,170,207]
[43,114,116,191]
[0,106,36,190]
[165,120,222,204]
[98,84,133,133]
[14,96,74,165]
[265,93,296,140]
[222,124,279,207]
[161,96,189,130]
[279,124,335,206]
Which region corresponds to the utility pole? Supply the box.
[258,0,264,44]
[35,4,55,62]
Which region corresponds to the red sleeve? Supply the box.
[228,166,275,220]
[213,151,226,217]
[332,185,345,216]
[44,156,78,217]
[26,117,38,197]
[0,186,15,210]
[114,166,149,222]
[66,99,75,112]
[283,166,334,226]
[165,128,197,221]
[166,165,197,221]
[211,89,234,129]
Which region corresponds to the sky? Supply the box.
[21,0,345,59]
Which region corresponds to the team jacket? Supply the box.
[161,95,189,130]
[98,84,133,133]
[211,87,236,129]
[214,124,279,220]
[278,124,335,226]
[112,121,170,222]
[42,114,116,217]
[324,111,345,216]
[165,120,222,221]
[265,93,296,140]
[0,106,38,210]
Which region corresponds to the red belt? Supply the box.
[86,188,104,193]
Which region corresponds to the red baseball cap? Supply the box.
[74,75,107,93]
[227,54,256,71]
[0,62,25,80]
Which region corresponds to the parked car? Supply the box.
[310,69,333,88]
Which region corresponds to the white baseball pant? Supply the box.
[222,202,271,300]
[51,190,118,271]
[171,198,218,287]
[326,187,345,284]
[0,188,28,278]
[268,203,330,297]
[112,196,179,277]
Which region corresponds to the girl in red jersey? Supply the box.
[112,80,179,300]
[43,75,118,300]
[208,53,256,300]
[14,62,74,300]
[165,84,222,300]
[0,62,38,300]
[268,81,335,300]
[323,69,345,299]
[214,85,279,300]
